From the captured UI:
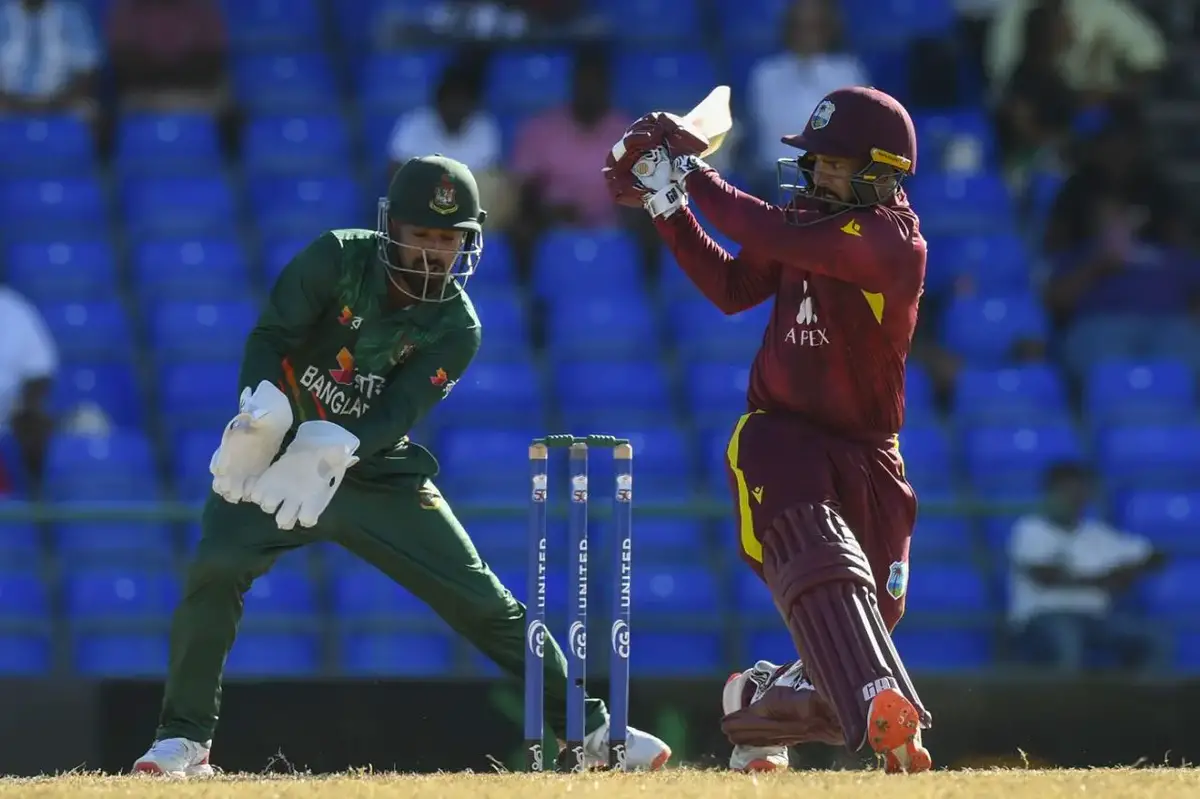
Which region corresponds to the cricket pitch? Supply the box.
[0,768,1198,798]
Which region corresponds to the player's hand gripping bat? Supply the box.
[610,85,733,180]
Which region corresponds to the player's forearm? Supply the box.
[238,327,291,393]
[655,210,773,315]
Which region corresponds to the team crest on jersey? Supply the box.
[810,100,835,130]
[430,174,459,215]
[886,561,909,599]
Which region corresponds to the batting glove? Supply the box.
[249,421,360,531]
[210,381,294,503]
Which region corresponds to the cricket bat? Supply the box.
[610,85,733,166]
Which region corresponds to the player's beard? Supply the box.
[402,256,450,298]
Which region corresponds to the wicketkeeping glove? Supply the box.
[210,381,294,503]
[249,421,361,531]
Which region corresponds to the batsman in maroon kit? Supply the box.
[604,86,932,774]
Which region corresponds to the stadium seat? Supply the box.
[896,424,955,491]
[0,520,39,567]
[469,233,517,289]
[953,365,1069,425]
[63,569,180,622]
[0,178,106,238]
[45,431,158,502]
[1120,492,1200,553]
[910,517,977,559]
[486,50,572,113]
[243,115,352,176]
[1084,360,1196,426]
[262,237,311,283]
[224,633,320,676]
[172,428,222,501]
[964,424,1083,493]
[121,176,238,239]
[232,53,338,113]
[592,0,702,43]
[37,301,133,362]
[666,298,772,358]
[160,361,241,435]
[926,233,1031,296]
[330,566,438,622]
[115,114,222,176]
[250,176,365,238]
[462,288,529,355]
[904,362,938,424]
[435,427,541,505]
[6,240,117,302]
[340,632,454,675]
[0,115,94,175]
[622,518,705,551]
[546,296,658,358]
[0,634,50,674]
[911,109,996,176]
[1143,560,1200,619]
[633,564,719,614]
[150,301,258,361]
[613,51,719,115]
[683,360,750,421]
[733,568,775,613]
[73,633,168,676]
[842,0,956,48]
[531,229,643,298]
[0,572,49,625]
[891,627,993,670]
[434,358,544,424]
[904,563,991,614]
[242,570,319,622]
[632,632,721,675]
[132,239,252,302]
[224,0,322,48]
[357,50,451,113]
[53,522,176,561]
[49,362,143,428]
[553,361,670,418]
[905,172,1014,235]
[940,294,1049,365]
[1096,425,1200,491]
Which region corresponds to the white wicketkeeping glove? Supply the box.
[249,421,361,531]
[210,381,294,503]
[633,147,709,220]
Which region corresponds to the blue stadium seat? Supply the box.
[435,426,541,505]
[1120,492,1200,552]
[262,236,311,283]
[244,115,352,176]
[699,424,735,491]
[0,520,39,567]
[160,362,241,435]
[532,229,643,299]
[331,567,437,621]
[903,563,991,614]
[470,233,517,289]
[891,627,992,670]
[73,633,167,676]
[715,0,787,48]
[121,177,237,239]
[242,570,318,621]
[170,428,220,501]
[358,50,451,113]
[634,564,718,614]
[133,239,252,303]
[1085,360,1196,426]
[941,294,1048,365]
[224,0,322,48]
[631,632,721,675]
[911,110,996,177]
[435,358,544,424]
[224,633,320,676]
[150,300,258,361]
[666,298,771,358]
[0,572,49,624]
[842,0,956,48]
[464,289,529,355]
[734,568,775,613]
[53,522,175,560]
[63,569,179,622]
[45,431,159,501]
[0,634,50,674]
[0,178,105,237]
[965,425,1083,493]
[927,233,1031,296]
[486,50,572,112]
[1097,425,1200,491]
[684,361,749,421]
[0,115,93,175]
[553,361,670,417]
[546,296,658,358]
[623,518,705,551]
[37,301,133,362]
[906,173,1014,235]
[613,51,718,114]
[910,517,977,559]
[594,0,702,43]
[1143,560,1200,619]
[6,240,117,302]
[250,176,364,238]
[904,362,937,424]
[340,632,453,675]
[897,425,954,491]
[232,53,338,113]
[115,114,221,176]
[49,362,142,428]
[953,365,1068,425]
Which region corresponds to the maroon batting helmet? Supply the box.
[777,86,917,212]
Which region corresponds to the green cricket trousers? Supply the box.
[155,476,607,743]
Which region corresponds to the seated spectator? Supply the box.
[1008,462,1167,675]
[0,284,57,490]
[1042,114,1197,376]
[509,45,631,257]
[987,0,1166,108]
[379,0,601,46]
[993,0,1078,181]
[388,55,515,230]
[0,0,100,118]
[106,0,227,112]
[744,0,867,190]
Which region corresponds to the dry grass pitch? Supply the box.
[0,768,1198,799]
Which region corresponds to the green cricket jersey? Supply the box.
[237,229,481,480]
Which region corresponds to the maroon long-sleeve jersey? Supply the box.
[657,168,926,440]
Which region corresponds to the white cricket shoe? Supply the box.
[132,737,215,777]
[723,660,792,772]
[581,721,672,771]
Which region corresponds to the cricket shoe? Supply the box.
[132,737,215,777]
[722,660,791,772]
[581,721,672,771]
[865,688,932,774]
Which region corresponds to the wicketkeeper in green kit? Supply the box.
[132,155,671,776]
